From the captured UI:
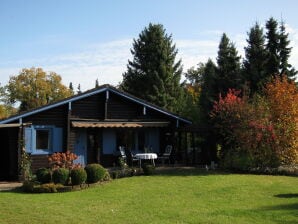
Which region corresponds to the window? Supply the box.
[36,129,50,151]
[24,125,63,155]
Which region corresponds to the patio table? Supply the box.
[134,153,158,167]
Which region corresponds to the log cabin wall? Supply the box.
[107,92,141,119]
[71,94,105,120]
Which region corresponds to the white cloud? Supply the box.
[0,27,298,91]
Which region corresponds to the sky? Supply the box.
[1,0,298,91]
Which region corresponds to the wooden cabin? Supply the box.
[0,85,191,180]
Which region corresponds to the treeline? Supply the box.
[119,17,297,168]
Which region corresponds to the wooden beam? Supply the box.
[67,102,71,151]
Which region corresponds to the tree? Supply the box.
[77,84,82,94]
[120,23,183,113]
[182,64,205,123]
[243,22,268,94]
[265,17,280,77]
[278,21,297,80]
[95,78,99,88]
[6,67,73,112]
[216,33,242,93]
[68,82,74,95]
[264,75,298,165]
[210,76,298,168]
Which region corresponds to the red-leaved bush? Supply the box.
[211,76,298,169]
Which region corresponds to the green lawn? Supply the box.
[0,168,297,224]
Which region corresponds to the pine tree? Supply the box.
[279,21,297,80]
[77,84,81,94]
[216,33,241,93]
[199,59,218,117]
[95,78,99,88]
[265,17,280,77]
[243,22,268,94]
[120,23,183,112]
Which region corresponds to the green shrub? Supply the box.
[34,183,64,193]
[52,168,70,185]
[70,168,87,185]
[103,171,111,181]
[142,164,155,175]
[36,168,51,184]
[85,163,107,183]
[22,180,36,192]
[110,170,120,179]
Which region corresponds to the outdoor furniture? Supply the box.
[134,153,158,168]
[119,146,126,162]
[125,149,139,167]
[159,145,172,165]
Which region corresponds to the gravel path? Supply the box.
[0,182,22,191]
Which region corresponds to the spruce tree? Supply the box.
[199,59,218,117]
[279,21,297,80]
[216,33,241,93]
[120,23,183,112]
[265,17,280,77]
[95,78,99,88]
[243,22,268,94]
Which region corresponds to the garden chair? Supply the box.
[125,149,139,167]
[159,145,173,165]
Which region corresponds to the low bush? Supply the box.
[52,168,70,185]
[22,180,37,192]
[22,181,66,193]
[70,168,87,185]
[142,164,155,175]
[36,168,51,184]
[85,164,107,183]
[34,183,64,193]
[109,167,140,179]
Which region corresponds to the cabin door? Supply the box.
[87,130,102,164]
[74,129,87,166]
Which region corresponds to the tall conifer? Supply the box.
[120,23,183,112]
[216,33,241,93]
[265,17,280,76]
[243,23,268,93]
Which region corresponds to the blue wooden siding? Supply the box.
[102,129,116,154]
[24,126,63,154]
[145,128,160,153]
[74,129,87,166]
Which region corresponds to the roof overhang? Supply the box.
[71,121,170,128]
[0,123,21,128]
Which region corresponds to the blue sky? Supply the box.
[1,0,298,90]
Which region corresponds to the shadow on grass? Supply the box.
[256,203,298,224]
[259,203,298,211]
[275,193,298,198]
[153,167,229,177]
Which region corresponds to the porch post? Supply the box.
[67,102,71,150]
[191,132,195,164]
[18,118,23,181]
[105,90,109,120]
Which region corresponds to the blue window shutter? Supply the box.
[53,127,63,152]
[24,127,32,153]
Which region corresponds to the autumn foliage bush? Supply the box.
[48,150,81,170]
[211,76,298,169]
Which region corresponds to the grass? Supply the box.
[0,167,297,224]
